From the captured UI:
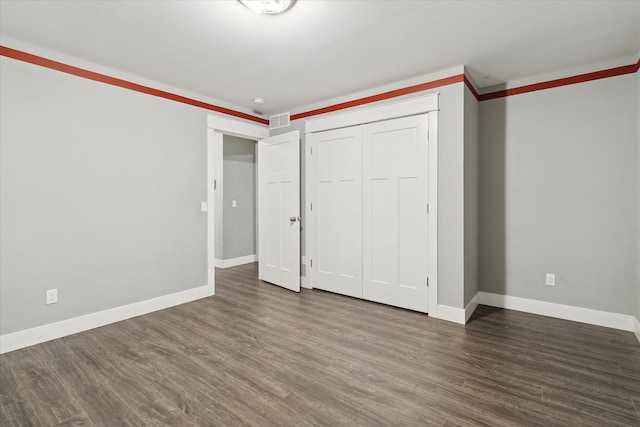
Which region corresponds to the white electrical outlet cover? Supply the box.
[545,274,555,286]
[46,289,58,304]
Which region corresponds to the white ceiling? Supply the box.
[1,1,639,116]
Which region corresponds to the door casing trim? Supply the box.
[207,115,269,295]
[304,94,439,318]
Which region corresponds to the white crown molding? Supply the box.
[478,54,639,94]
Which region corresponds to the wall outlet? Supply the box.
[46,289,58,304]
[232,200,237,208]
[545,274,555,287]
[200,202,208,212]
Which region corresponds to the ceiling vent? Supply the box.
[269,113,291,130]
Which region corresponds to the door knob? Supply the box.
[290,216,301,222]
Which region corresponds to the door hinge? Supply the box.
[214,179,217,190]
[310,146,313,155]
[427,203,429,213]
[310,202,313,211]
[310,259,313,268]
[426,277,429,287]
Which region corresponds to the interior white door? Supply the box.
[258,131,300,292]
[310,126,363,298]
[362,115,429,312]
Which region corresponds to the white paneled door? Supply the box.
[363,115,429,312]
[258,131,300,292]
[310,127,363,298]
[309,114,429,312]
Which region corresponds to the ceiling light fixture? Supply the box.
[238,0,296,15]
[253,97,265,104]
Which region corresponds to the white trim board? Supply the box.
[214,254,257,269]
[464,293,479,323]
[436,305,466,324]
[437,295,479,325]
[207,114,269,295]
[0,285,212,354]
[477,292,638,334]
[427,111,439,319]
[634,316,640,344]
[304,94,439,318]
[304,94,439,134]
[300,258,312,289]
[207,115,269,140]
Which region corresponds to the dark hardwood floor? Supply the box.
[1,262,639,426]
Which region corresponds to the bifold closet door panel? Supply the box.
[363,115,429,312]
[310,127,363,298]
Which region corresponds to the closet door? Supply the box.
[363,115,429,312]
[310,127,363,298]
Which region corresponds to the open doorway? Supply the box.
[214,135,258,269]
[206,115,269,294]
[206,115,300,294]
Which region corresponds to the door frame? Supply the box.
[304,94,439,317]
[207,115,269,295]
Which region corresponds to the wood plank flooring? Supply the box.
[1,262,639,426]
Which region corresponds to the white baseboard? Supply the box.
[436,294,480,325]
[464,293,480,323]
[0,285,212,354]
[436,304,466,324]
[215,254,257,269]
[301,276,312,289]
[634,316,640,344]
[478,292,637,333]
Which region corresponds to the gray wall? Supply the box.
[479,73,638,316]
[0,56,207,335]
[463,85,479,307]
[436,84,466,309]
[222,135,256,259]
